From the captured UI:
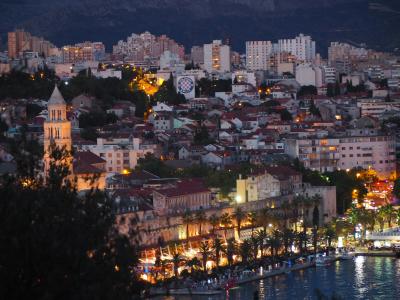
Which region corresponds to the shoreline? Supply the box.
[149,253,398,297]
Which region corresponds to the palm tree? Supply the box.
[283,228,295,255]
[213,237,224,267]
[255,229,268,256]
[377,208,386,231]
[269,230,281,263]
[250,236,259,261]
[171,250,183,278]
[239,240,252,265]
[323,224,336,255]
[396,209,400,226]
[258,207,272,231]
[382,204,395,228]
[182,210,193,241]
[291,197,301,232]
[220,212,232,240]
[186,257,201,273]
[208,214,220,236]
[225,238,237,267]
[247,211,258,237]
[232,207,245,238]
[280,200,291,230]
[296,231,308,255]
[195,209,207,236]
[199,241,211,271]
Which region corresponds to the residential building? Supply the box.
[153,179,212,215]
[236,166,303,203]
[203,40,230,73]
[190,46,204,65]
[246,41,273,71]
[278,34,316,62]
[82,137,154,173]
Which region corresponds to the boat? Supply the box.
[315,255,331,267]
[339,252,355,260]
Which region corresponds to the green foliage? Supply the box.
[194,126,215,145]
[26,103,43,119]
[309,100,321,117]
[294,160,367,214]
[264,100,280,107]
[394,179,400,199]
[0,119,8,136]
[136,153,175,177]
[79,111,118,129]
[297,85,317,97]
[8,125,43,177]
[345,80,366,93]
[196,78,232,97]
[0,145,143,299]
[327,81,341,97]
[80,127,99,141]
[0,69,57,100]
[279,109,293,121]
[153,74,186,106]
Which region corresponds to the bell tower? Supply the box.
[43,86,72,176]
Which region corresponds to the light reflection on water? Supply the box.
[155,257,400,300]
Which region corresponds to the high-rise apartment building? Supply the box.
[113,32,184,61]
[245,41,273,71]
[8,30,31,59]
[190,46,204,65]
[203,40,230,73]
[8,29,55,59]
[278,34,316,62]
[61,41,105,63]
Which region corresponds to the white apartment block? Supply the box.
[246,41,273,71]
[82,137,153,173]
[295,63,323,87]
[338,129,396,179]
[285,130,396,179]
[357,99,400,118]
[278,34,316,62]
[203,40,230,73]
[323,66,337,84]
[328,42,368,64]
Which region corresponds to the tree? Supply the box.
[239,240,252,265]
[195,209,207,236]
[171,251,183,278]
[220,213,232,240]
[309,100,321,117]
[297,85,317,97]
[194,126,214,145]
[186,257,201,273]
[232,207,245,238]
[212,237,224,267]
[181,210,193,241]
[225,238,237,267]
[280,109,293,121]
[381,204,395,228]
[393,179,400,199]
[208,214,220,236]
[255,229,268,257]
[269,230,282,263]
[323,224,336,255]
[136,153,174,177]
[247,211,258,237]
[199,241,211,271]
[0,145,143,299]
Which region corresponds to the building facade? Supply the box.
[203,40,231,73]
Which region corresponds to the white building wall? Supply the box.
[246,41,273,71]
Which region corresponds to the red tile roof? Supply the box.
[155,179,210,197]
